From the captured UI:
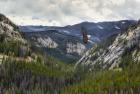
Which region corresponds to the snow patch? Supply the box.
[115,25,120,29]
[97,25,104,29]
[87,35,91,38]
[122,22,126,24]
[88,40,94,44]
[62,30,70,34]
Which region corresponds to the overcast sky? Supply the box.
[0,0,140,26]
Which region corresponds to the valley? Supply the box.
[0,13,140,94]
[20,20,136,63]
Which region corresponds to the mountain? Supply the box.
[0,14,30,58]
[63,20,140,94]
[20,20,136,42]
[0,14,25,43]
[75,20,140,70]
[0,14,74,94]
[20,20,136,63]
[1,13,140,94]
[23,30,88,63]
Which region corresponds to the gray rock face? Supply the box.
[26,32,86,55]
[75,21,140,70]
[36,37,58,48]
[0,14,25,43]
[66,42,86,56]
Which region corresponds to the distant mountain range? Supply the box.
[20,20,136,62]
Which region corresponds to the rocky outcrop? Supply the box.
[75,21,140,70]
[0,14,29,57]
[0,14,19,30]
[0,13,26,44]
[66,42,86,56]
[36,37,58,48]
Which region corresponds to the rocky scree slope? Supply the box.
[75,21,140,70]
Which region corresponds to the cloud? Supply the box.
[0,0,139,26]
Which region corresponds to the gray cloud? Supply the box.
[0,0,140,26]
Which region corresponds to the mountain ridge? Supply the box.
[75,20,140,70]
[20,20,136,63]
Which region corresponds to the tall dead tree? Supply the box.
[81,26,88,44]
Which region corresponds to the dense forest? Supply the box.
[0,48,140,94]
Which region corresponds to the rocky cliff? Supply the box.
[0,14,30,58]
[66,42,86,56]
[75,21,140,70]
[0,13,26,44]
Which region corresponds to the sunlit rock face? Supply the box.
[66,42,86,56]
[76,21,140,70]
[34,37,58,48]
[0,13,26,43]
[0,14,29,57]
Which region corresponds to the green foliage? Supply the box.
[96,34,117,50]
[60,62,140,94]
[119,54,133,69]
[0,40,30,57]
[3,57,74,78]
[0,57,75,94]
[1,47,140,94]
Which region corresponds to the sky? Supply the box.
[0,0,140,26]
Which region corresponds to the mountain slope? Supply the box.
[20,20,136,43]
[0,14,25,43]
[0,13,140,94]
[75,20,140,70]
[23,30,88,63]
[0,13,30,58]
[20,20,136,63]
[0,14,76,94]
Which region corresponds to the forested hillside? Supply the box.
[0,14,140,94]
